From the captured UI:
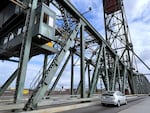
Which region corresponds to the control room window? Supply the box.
[43,13,54,27]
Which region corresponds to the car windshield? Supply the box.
[102,91,114,96]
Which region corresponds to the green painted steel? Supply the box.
[23,23,81,110]
[14,0,38,103]
[80,23,86,98]
[103,46,110,91]
[0,0,150,111]
[88,43,105,97]
[42,55,48,78]
[71,50,74,95]
[122,66,127,93]
[32,3,56,41]
[102,0,138,93]
[88,64,91,90]
[76,64,88,95]
[112,57,118,91]
[47,54,71,95]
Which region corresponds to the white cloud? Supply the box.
[126,1,150,80]
[122,1,150,67]
[124,0,150,21]
[132,0,150,18]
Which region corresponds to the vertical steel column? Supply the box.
[88,64,91,89]
[103,46,110,90]
[43,55,48,78]
[80,22,85,98]
[71,50,74,95]
[122,66,127,94]
[14,0,38,103]
[93,68,101,93]
[76,81,81,94]
[128,72,136,94]
[112,57,118,91]
[117,62,122,91]
[88,43,104,97]
[76,64,88,94]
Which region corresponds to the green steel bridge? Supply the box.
[0,0,150,111]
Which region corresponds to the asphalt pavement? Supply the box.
[57,96,147,113]
[118,96,150,113]
[0,95,149,113]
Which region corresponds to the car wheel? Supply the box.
[101,103,105,106]
[117,101,120,107]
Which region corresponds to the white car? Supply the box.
[101,91,127,107]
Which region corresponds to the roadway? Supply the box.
[59,96,148,113]
[0,95,148,113]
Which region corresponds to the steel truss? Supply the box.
[0,0,149,111]
[102,0,149,93]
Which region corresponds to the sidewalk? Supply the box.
[118,97,150,113]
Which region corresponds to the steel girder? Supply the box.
[14,0,38,103]
[70,49,74,95]
[23,0,127,109]
[80,22,86,98]
[88,43,105,97]
[55,0,150,95]
[49,0,145,96]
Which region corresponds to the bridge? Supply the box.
[0,0,150,112]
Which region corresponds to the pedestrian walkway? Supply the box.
[118,97,150,113]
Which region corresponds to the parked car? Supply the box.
[101,91,127,107]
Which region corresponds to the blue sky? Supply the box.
[0,0,150,89]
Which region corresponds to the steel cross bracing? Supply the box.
[103,0,133,68]
[0,0,150,111]
[23,0,139,109]
[23,20,82,110]
[52,0,128,94]
[102,0,150,93]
